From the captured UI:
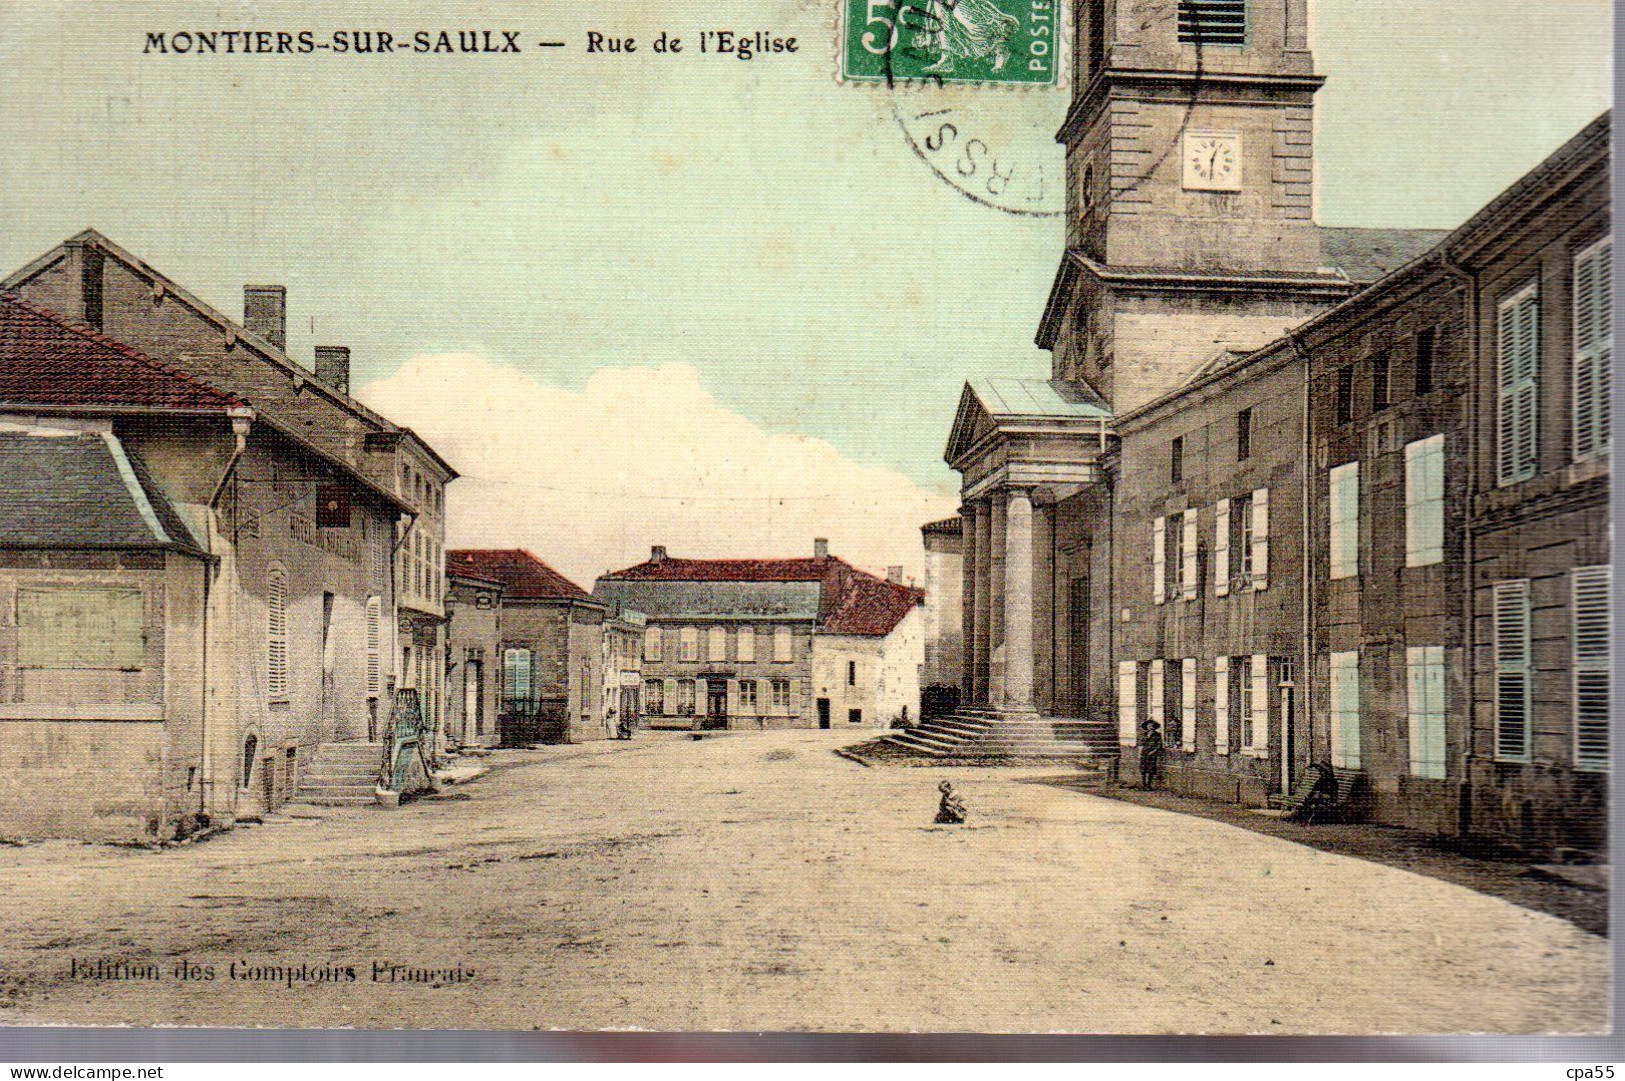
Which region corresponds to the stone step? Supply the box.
[298,784,376,798]
[300,795,377,807]
[882,733,952,756]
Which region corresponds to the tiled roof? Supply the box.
[0,429,203,553]
[601,554,923,636]
[0,293,245,413]
[446,549,591,602]
[1319,227,1450,283]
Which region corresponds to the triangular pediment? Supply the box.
[945,382,997,466]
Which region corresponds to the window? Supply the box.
[676,679,697,716]
[1415,328,1437,395]
[738,679,758,711]
[1329,462,1359,579]
[1214,499,1231,597]
[644,679,664,714]
[770,679,791,710]
[1236,496,1253,582]
[241,733,259,789]
[774,626,793,662]
[737,627,755,662]
[847,660,857,686]
[644,626,663,662]
[1335,366,1355,426]
[1224,488,1268,590]
[1371,355,1391,411]
[1236,407,1253,461]
[680,626,699,662]
[1493,580,1532,762]
[1177,0,1246,45]
[1117,661,1137,746]
[1179,508,1198,600]
[1404,435,1445,567]
[849,709,863,725]
[1573,238,1612,461]
[1213,656,1230,754]
[1573,567,1611,771]
[1162,660,1183,749]
[1170,436,1184,482]
[1152,515,1167,604]
[1406,646,1447,779]
[1497,282,1541,484]
[708,625,728,662]
[1148,660,1165,739]
[1329,651,1361,769]
[503,648,534,708]
[267,568,289,700]
[365,596,382,697]
[1085,0,1105,71]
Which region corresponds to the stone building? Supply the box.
[1451,115,1611,855]
[919,517,964,718]
[599,603,647,737]
[445,569,505,749]
[445,549,606,745]
[934,2,1609,854]
[0,294,408,839]
[594,541,923,731]
[3,230,457,771]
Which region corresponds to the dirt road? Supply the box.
[0,730,1606,1033]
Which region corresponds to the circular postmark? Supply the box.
[874,0,1069,217]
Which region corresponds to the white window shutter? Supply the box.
[1249,654,1269,752]
[1330,651,1361,769]
[1573,239,1612,461]
[1493,580,1532,761]
[1152,517,1167,605]
[1214,499,1231,597]
[1117,661,1138,745]
[1214,657,1230,755]
[1149,660,1165,726]
[1181,657,1197,750]
[1573,566,1611,770]
[1180,510,1198,600]
[1330,463,1359,580]
[1251,488,1269,590]
[1497,285,1541,484]
[365,595,381,697]
[1405,436,1446,567]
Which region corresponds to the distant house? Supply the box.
[594,539,924,731]
[445,549,605,745]
[919,517,964,718]
[0,294,409,840]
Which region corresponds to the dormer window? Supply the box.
[1178,0,1247,46]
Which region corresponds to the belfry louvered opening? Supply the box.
[1178,0,1248,45]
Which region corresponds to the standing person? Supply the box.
[1139,719,1165,790]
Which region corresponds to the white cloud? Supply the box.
[357,354,958,589]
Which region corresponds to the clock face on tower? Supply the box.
[1182,130,1242,192]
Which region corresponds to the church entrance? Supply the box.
[1068,576,1090,716]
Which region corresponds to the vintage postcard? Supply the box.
[0,0,1612,1040]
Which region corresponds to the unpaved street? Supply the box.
[0,731,1606,1033]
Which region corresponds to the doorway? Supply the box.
[1068,576,1089,716]
[320,593,339,736]
[465,659,483,739]
[817,698,831,729]
[705,679,729,730]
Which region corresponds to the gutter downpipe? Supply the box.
[201,410,252,821]
[1288,331,1312,797]
[1438,250,1477,839]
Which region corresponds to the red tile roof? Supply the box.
[446,549,592,602]
[0,293,245,413]
[601,554,923,636]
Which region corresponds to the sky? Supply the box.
[0,0,1612,583]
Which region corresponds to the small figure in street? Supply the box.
[935,780,967,825]
[614,709,634,741]
[1139,719,1165,790]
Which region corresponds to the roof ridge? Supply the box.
[1,292,247,410]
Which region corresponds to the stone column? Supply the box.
[959,503,979,708]
[1002,487,1038,713]
[971,500,992,706]
[988,494,1008,706]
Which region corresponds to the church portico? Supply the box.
[944,379,1113,731]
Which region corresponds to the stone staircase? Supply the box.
[292,742,384,806]
[882,709,1119,763]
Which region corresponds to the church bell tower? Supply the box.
[1041,0,1355,414]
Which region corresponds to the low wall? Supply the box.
[0,717,188,841]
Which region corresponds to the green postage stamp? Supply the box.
[841,0,1062,85]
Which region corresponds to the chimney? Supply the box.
[650,545,667,564]
[887,566,904,584]
[243,285,287,352]
[314,346,351,394]
[814,538,829,560]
